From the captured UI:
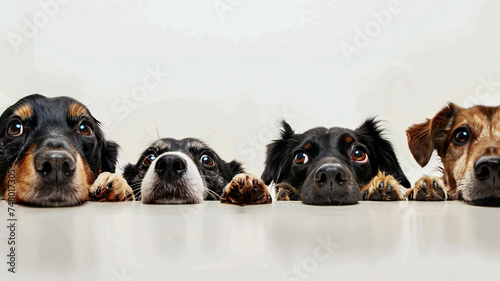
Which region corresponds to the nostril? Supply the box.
[61,161,75,176]
[316,172,327,183]
[40,162,52,175]
[476,165,490,180]
[172,159,186,174]
[155,160,166,175]
[335,172,346,185]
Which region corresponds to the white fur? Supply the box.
[141,152,206,204]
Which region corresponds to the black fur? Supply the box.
[262,119,410,205]
[123,138,244,201]
[0,94,119,206]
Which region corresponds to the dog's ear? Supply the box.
[356,118,411,188]
[407,103,461,167]
[218,159,244,182]
[261,121,297,185]
[100,140,119,173]
[122,163,137,183]
[227,160,244,177]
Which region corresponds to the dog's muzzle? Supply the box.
[34,138,76,186]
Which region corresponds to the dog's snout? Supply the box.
[155,154,187,182]
[474,156,500,191]
[314,164,347,190]
[41,138,70,150]
[35,150,76,185]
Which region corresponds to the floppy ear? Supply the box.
[407,103,461,167]
[100,140,119,173]
[261,121,297,185]
[122,163,137,183]
[356,118,411,188]
[226,160,244,178]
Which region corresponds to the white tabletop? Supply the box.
[1,201,499,281]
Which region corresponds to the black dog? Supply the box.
[262,119,410,205]
[0,94,134,207]
[123,138,243,204]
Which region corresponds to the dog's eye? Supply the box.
[351,149,368,163]
[143,154,156,166]
[8,122,23,137]
[294,152,309,165]
[78,122,93,136]
[200,155,215,167]
[453,128,469,145]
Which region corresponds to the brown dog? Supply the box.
[406,103,500,206]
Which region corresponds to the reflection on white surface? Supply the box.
[1,201,500,281]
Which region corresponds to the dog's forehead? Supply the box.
[454,106,500,133]
[9,95,91,123]
[151,138,208,153]
[300,127,357,151]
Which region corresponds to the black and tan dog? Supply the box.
[406,103,500,206]
[123,138,245,204]
[262,119,410,205]
[0,94,134,207]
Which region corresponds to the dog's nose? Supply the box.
[35,150,76,185]
[474,156,500,191]
[155,154,187,182]
[314,164,347,192]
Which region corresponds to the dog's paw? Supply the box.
[88,172,135,202]
[275,183,301,201]
[361,172,405,201]
[221,173,272,205]
[405,176,448,201]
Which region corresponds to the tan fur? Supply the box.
[88,172,135,202]
[68,103,89,119]
[14,104,34,120]
[5,145,96,205]
[407,104,500,198]
[360,170,405,201]
[4,146,38,203]
[405,176,446,201]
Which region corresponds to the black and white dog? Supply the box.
[262,119,410,205]
[123,138,243,204]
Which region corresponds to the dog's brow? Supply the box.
[68,103,89,119]
[345,136,353,143]
[303,142,312,150]
[14,104,34,120]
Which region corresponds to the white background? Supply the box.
[1,0,500,184]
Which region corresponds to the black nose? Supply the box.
[35,150,76,185]
[314,164,347,192]
[155,154,187,182]
[475,157,500,191]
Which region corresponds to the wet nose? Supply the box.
[35,150,76,185]
[155,154,187,182]
[474,156,500,192]
[314,164,347,192]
